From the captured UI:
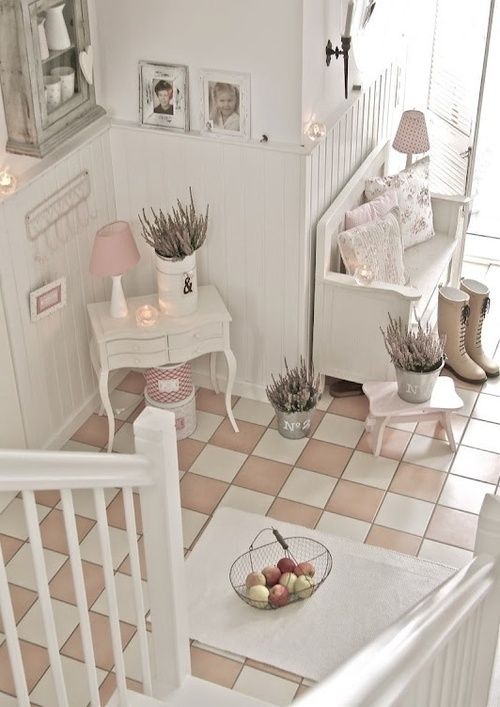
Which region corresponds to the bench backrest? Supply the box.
[316,141,391,278]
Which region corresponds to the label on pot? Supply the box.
[183,270,194,295]
[283,418,311,432]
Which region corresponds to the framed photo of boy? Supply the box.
[139,61,189,131]
[200,70,250,140]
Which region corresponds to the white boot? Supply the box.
[438,286,487,383]
[461,278,499,377]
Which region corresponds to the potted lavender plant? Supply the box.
[139,188,209,316]
[381,315,445,403]
[266,358,321,439]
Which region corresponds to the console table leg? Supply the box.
[210,353,220,394]
[99,371,115,453]
[442,411,457,452]
[224,349,239,433]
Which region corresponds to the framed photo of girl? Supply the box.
[139,61,189,132]
[200,69,251,140]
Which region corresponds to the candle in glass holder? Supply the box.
[306,122,327,141]
[354,264,374,286]
[136,304,159,327]
[0,169,16,195]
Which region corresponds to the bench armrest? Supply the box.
[323,271,421,302]
[431,193,471,206]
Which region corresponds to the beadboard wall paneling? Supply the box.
[0,127,117,449]
[110,125,307,396]
[304,64,400,346]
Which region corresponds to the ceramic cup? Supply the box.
[50,66,75,102]
[43,76,61,111]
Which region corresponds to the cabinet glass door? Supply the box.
[31,0,90,128]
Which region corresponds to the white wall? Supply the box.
[302,0,408,133]
[110,126,307,397]
[94,0,303,145]
[0,124,117,449]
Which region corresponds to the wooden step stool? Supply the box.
[362,377,463,456]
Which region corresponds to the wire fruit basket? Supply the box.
[229,527,333,610]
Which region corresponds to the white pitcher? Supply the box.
[45,3,71,51]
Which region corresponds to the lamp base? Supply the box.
[110,275,128,318]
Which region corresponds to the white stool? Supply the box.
[362,377,463,457]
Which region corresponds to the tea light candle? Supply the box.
[354,264,374,286]
[306,122,327,141]
[0,169,16,195]
[136,304,159,327]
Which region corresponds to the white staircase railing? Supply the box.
[1,404,499,706]
[0,407,190,706]
[298,494,500,707]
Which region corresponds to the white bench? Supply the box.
[312,140,469,386]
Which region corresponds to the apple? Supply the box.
[262,565,281,587]
[295,561,315,578]
[277,557,296,574]
[294,574,315,599]
[245,571,266,589]
[279,572,297,592]
[269,584,289,608]
[247,584,269,607]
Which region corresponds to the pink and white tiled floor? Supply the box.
[1,262,499,705]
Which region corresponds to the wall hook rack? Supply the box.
[25,170,91,242]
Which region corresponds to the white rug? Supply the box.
[186,507,454,681]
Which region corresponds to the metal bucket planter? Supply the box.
[156,251,197,317]
[395,361,444,404]
[276,409,314,439]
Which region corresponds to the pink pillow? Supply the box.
[345,190,398,229]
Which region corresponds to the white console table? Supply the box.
[87,285,239,452]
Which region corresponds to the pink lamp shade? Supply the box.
[89,221,140,277]
[393,110,430,156]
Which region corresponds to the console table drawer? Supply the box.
[106,337,167,357]
[107,350,168,370]
[168,323,222,351]
[169,337,225,364]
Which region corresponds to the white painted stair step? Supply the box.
[108,677,271,706]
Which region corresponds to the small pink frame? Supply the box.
[30,277,67,322]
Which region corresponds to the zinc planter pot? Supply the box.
[394,361,444,404]
[276,409,314,439]
[156,251,198,317]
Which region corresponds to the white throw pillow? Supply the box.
[344,190,398,229]
[364,157,434,249]
[337,207,405,286]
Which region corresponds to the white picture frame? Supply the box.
[200,69,250,140]
[139,61,189,132]
[30,277,67,322]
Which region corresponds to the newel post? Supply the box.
[134,407,190,699]
[474,494,500,559]
[471,493,500,706]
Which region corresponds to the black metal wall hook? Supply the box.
[326,36,351,100]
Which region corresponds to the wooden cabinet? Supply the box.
[0,0,105,157]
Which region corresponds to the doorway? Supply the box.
[466,0,500,262]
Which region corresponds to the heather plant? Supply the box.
[381,315,445,373]
[266,357,321,413]
[139,188,209,261]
